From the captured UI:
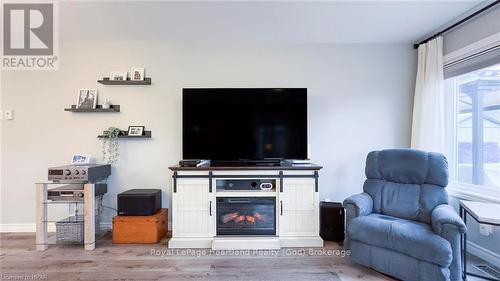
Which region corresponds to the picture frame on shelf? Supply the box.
[128,126,145,136]
[71,154,91,165]
[130,67,145,81]
[110,71,128,81]
[76,89,97,109]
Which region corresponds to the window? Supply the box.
[445,63,500,189]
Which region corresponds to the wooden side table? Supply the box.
[36,182,97,251]
[459,200,500,281]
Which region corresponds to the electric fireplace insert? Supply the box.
[216,197,276,236]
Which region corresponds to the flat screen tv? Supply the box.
[182,88,307,163]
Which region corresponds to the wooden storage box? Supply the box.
[112,208,168,244]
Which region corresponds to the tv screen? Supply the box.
[182,88,307,161]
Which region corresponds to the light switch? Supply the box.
[5,110,13,120]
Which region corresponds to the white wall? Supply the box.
[0,41,416,226]
[0,2,416,227]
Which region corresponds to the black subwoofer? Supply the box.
[117,189,162,216]
[320,201,345,242]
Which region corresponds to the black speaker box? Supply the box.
[320,201,345,242]
[117,189,162,216]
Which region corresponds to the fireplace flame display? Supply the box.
[216,197,276,235]
[221,211,264,224]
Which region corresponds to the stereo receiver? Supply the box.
[47,184,107,201]
[48,164,111,183]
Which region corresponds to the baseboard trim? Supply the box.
[168,237,213,248]
[0,223,54,233]
[1,222,172,233]
[280,236,324,248]
[212,237,281,250]
[467,241,500,268]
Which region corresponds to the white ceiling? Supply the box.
[60,1,486,44]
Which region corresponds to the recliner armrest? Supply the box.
[343,193,373,217]
[431,204,467,235]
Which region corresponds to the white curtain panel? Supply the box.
[411,36,445,154]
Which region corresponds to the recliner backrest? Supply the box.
[363,149,449,224]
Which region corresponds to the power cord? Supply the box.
[101,202,117,213]
[97,177,116,213]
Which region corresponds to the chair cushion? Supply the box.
[365,149,448,187]
[363,149,449,224]
[348,213,452,267]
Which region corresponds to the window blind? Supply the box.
[444,45,500,79]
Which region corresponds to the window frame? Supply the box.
[443,32,500,203]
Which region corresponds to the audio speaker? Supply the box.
[320,201,345,242]
[117,189,162,216]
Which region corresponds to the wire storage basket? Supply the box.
[55,215,101,243]
[55,196,102,243]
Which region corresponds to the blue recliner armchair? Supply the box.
[343,149,466,281]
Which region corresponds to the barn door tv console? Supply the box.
[168,164,323,249]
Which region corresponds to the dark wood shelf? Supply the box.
[169,163,322,171]
[64,105,120,112]
[98,130,151,139]
[97,77,151,85]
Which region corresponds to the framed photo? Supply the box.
[110,71,128,81]
[71,154,91,165]
[76,89,97,109]
[128,126,145,136]
[130,67,145,81]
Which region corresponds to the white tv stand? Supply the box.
[168,164,323,249]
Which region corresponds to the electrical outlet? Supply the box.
[5,110,13,120]
[480,224,492,236]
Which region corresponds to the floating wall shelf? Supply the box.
[98,130,151,139]
[65,105,120,112]
[97,78,151,85]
